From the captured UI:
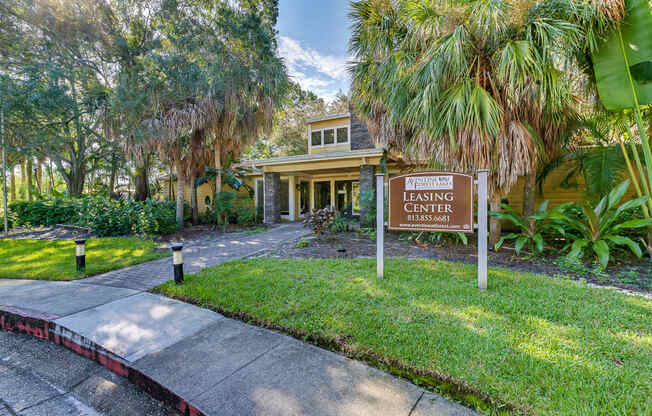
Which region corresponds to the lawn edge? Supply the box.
[152,290,529,416]
[0,251,170,281]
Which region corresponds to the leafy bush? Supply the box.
[133,199,177,236]
[9,199,78,227]
[328,214,356,233]
[8,197,177,237]
[214,191,236,226]
[302,208,336,236]
[491,200,561,256]
[235,207,258,225]
[549,180,652,269]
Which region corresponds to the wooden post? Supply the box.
[477,170,489,290]
[376,173,384,279]
[288,176,296,221]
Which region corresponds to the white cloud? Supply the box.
[278,36,350,101]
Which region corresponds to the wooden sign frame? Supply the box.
[387,172,474,233]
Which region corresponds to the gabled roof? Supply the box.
[248,148,384,167]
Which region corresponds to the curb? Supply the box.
[0,305,204,416]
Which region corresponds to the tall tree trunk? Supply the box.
[20,160,25,198]
[9,166,15,201]
[522,171,537,233]
[190,174,199,225]
[36,158,43,194]
[134,168,149,201]
[109,153,117,198]
[489,196,502,249]
[47,162,55,195]
[175,164,185,229]
[133,152,150,201]
[26,159,33,201]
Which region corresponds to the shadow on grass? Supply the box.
[157,258,652,416]
[0,238,169,281]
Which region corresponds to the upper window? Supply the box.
[323,129,335,145]
[336,127,348,144]
[311,131,322,146]
[310,126,349,147]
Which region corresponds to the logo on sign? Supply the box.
[405,175,453,191]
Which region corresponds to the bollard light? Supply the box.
[172,244,184,284]
[75,239,86,272]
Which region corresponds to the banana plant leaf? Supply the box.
[591,0,652,110]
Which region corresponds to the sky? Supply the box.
[276,0,352,102]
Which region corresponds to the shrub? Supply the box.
[236,207,257,225]
[549,180,652,269]
[8,197,177,237]
[214,191,236,226]
[491,200,560,256]
[328,214,356,233]
[302,208,336,236]
[9,199,78,227]
[133,199,177,236]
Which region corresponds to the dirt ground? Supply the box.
[270,230,652,294]
[5,225,94,240]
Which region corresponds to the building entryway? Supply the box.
[335,180,360,216]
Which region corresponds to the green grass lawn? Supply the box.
[157,258,652,416]
[0,238,169,280]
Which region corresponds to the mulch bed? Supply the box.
[268,231,652,294]
[4,225,94,241]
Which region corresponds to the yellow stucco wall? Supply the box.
[166,177,257,215]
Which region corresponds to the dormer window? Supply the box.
[310,126,350,147]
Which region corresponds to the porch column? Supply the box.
[263,172,281,224]
[360,165,376,226]
[310,180,315,211]
[288,175,297,221]
[330,179,336,210]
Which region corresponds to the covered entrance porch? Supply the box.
[252,149,387,224]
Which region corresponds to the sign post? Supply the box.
[383,170,488,289]
[376,173,384,279]
[476,170,488,290]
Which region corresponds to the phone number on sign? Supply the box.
[406,215,450,222]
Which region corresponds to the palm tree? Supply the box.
[350,0,578,245]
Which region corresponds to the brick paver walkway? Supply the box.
[80,222,306,291]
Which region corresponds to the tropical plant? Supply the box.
[550,180,652,269]
[302,208,336,236]
[214,191,236,228]
[350,0,579,246]
[491,200,562,256]
[543,0,652,255]
[328,214,356,233]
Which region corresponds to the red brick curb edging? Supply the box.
[0,305,204,416]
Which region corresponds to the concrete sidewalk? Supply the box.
[0,224,478,416]
[0,279,477,416]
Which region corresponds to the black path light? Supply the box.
[75,239,86,272]
[172,244,184,284]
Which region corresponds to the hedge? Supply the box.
[8,197,177,237]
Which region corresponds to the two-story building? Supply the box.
[168,108,596,226]
[251,109,394,224]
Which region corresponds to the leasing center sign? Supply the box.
[388,172,473,233]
